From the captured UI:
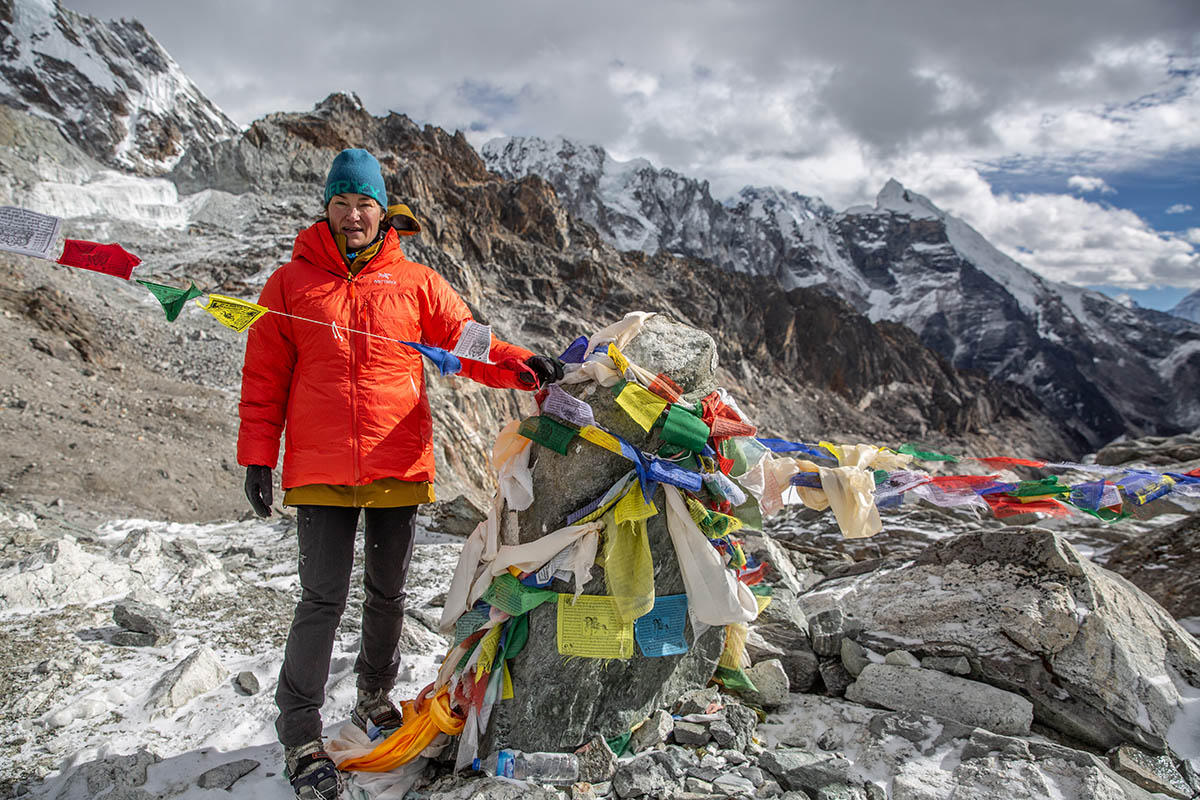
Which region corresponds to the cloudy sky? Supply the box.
[73,0,1200,308]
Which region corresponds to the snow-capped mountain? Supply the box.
[1173,289,1200,324]
[0,0,239,174]
[484,136,1200,445]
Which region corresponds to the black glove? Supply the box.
[523,354,564,388]
[244,465,273,518]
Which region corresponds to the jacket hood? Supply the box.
[291,221,405,277]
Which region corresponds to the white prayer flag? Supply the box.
[0,206,61,260]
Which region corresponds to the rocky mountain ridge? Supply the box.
[483,136,1200,447]
[0,0,239,174]
[1173,288,1200,324]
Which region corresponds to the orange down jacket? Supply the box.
[237,221,534,489]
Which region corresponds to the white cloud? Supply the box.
[1067,175,1116,194]
[1167,203,1194,214]
[1186,228,1200,244]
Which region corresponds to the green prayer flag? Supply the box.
[730,495,763,531]
[713,665,758,693]
[453,607,490,647]
[1009,476,1070,497]
[482,573,558,616]
[898,443,960,463]
[518,415,577,455]
[660,404,711,453]
[137,280,202,322]
[502,612,530,661]
[606,731,633,758]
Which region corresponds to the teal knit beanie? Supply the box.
[324,148,387,208]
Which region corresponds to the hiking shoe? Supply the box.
[284,739,342,800]
[351,687,404,741]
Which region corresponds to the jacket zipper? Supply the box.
[347,275,362,492]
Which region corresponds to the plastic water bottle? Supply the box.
[472,749,580,784]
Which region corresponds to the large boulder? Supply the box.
[800,527,1200,757]
[481,316,726,754]
[759,694,1177,800]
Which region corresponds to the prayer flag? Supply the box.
[973,456,1047,469]
[607,342,631,377]
[660,404,711,453]
[634,594,689,657]
[898,443,960,462]
[195,294,268,332]
[541,384,597,427]
[613,381,669,431]
[58,239,141,279]
[556,594,634,659]
[0,206,60,259]
[518,415,577,455]
[647,373,683,403]
[137,280,202,322]
[451,320,492,362]
[559,335,589,364]
[401,341,462,376]
[754,438,833,461]
[482,573,557,616]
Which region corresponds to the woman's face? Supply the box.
[328,193,384,250]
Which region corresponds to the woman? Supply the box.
[237,148,561,800]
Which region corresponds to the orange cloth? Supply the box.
[338,685,465,773]
[283,478,435,507]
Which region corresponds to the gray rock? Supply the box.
[111,630,173,647]
[612,752,678,798]
[721,749,750,766]
[713,772,756,795]
[482,318,731,754]
[736,765,765,787]
[749,591,819,693]
[673,720,711,746]
[745,659,790,707]
[1109,744,1192,799]
[817,659,853,697]
[630,709,675,754]
[814,785,867,800]
[686,776,716,794]
[196,759,259,790]
[234,670,260,695]
[723,704,759,753]
[46,747,160,800]
[113,599,174,636]
[757,778,785,797]
[676,686,722,716]
[882,650,919,667]
[430,776,563,799]
[920,656,969,675]
[839,640,871,678]
[575,735,618,784]
[802,527,1200,753]
[741,534,805,596]
[778,793,814,800]
[807,610,860,658]
[651,745,698,780]
[427,494,487,538]
[144,646,229,714]
[758,749,851,793]
[845,663,1033,736]
[709,719,736,748]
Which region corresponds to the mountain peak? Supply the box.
[875,178,942,220]
[0,0,239,174]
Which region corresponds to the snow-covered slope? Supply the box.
[1173,289,1200,324]
[485,137,1200,445]
[0,0,240,174]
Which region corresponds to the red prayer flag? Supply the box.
[973,456,1047,469]
[1187,467,1200,478]
[57,239,141,279]
[928,474,1001,489]
[984,494,1069,518]
[648,373,683,403]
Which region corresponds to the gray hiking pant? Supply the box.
[275,504,417,747]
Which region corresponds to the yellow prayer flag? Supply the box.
[475,624,503,682]
[614,481,657,524]
[755,594,772,615]
[580,425,624,456]
[607,342,631,376]
[196,294,268,333]
[556,594,634,659]
[718,622,749,670]
[818,440,843,462]
[615,382,669,432]
[501,661,514,700]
